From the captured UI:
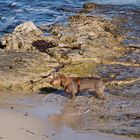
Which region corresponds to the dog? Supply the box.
[50,73,118,100]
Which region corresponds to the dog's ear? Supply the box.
[58,73,66,79]
[49,72,56,79]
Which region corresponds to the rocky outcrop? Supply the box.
[0,22,43,51]
[39,14,125,75]
[0,49,59,90]
[0,3,139,90]
[81,2,103,13]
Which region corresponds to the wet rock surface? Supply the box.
[0,49,58,90]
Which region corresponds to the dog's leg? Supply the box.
[65,79,78,99]
[95,85,105,100]
[67,92,76,99]
[96,92,105,100]
[71,91,77,99]
[64,89,74,99]
[67,93,73,99]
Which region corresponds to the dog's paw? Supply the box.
[98,95,106,100]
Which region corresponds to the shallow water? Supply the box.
[0,0,85,35]
[0,92,139,140]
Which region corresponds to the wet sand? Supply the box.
[0,110,48,140]
[0,92,139,140]
[0,92,49,140]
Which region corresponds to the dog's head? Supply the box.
[49,73,67,87]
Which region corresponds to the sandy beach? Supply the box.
[0,110,49,140]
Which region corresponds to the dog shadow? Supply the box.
[38,87,97,98]
[78,91,96,98]
[38,87,67,97]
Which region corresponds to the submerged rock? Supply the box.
[81,2,103,12]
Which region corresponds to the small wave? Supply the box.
[0,17,16,33]
[9,2,17,7]
[0,16,5,20]
[25,7,51,13]
[0,0,139,36]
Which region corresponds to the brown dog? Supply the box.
[50,73,110,100]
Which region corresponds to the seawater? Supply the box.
[0,0,140,36]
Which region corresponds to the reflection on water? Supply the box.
[46,107,138,140]
[48,113,83,132]
[46,103,99,137]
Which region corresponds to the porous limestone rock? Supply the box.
[1,22,43,51]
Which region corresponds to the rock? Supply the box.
[14,22,42,34]
[0,49,59,91]
[112,129,140,137]
[79,3,103,13]
[32,40,57,53]
[44,14,124,76]
[0,41,5,49]
[122,113,140,120]
[0,22,43,51]
[83,3,102,10]
[130,121,140,128]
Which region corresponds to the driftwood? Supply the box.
[108,77,140,86]
[23,64,65,86]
